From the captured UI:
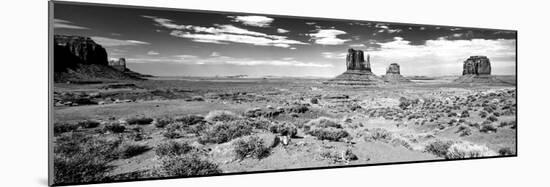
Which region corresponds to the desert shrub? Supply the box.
[447,112,458,117]
[155,118,173,128]
[286,104,309,113]
[158,155,221,177]
[103,123,126,133]
[187,122,208,136]
[487,115,498,122]
[468,122,480,129]
[307,128,349,141]
[456,125,473,137]
[305,117,342,129]
[205,110,240,122]
[54,134,122,184]
[126,116,154,125]
[480,124,497,133]
[175,115,205,125]
[198,121,253,144]
[460,110,470,118]
[479,111,487,118]
[425,139,455,158]
[163,124,183,139]
[233,136,271,160]
[269,123,298,137]
[118,143,150,159]
[398,97,411,110]
[498,147,514,156]
[445,142,497,159]
[54,122,79,135]
[78,120,101,128]
[155,141,195,157]
[246,118,272,130]
[244,108,283,118]
[364,128,394,142]
[390,137,413,150]
[310,97,319,104]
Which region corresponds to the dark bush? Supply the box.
[233,136,271,160]
[269,123,298,137]
[163,124,183,139]
[286,105,309,113]
[78,120,101,128]
[119,143,150,159]
[54,122,79,135]
[456,125,472,137]
[155,118,172,128]
[310,97,319,104]
[307,128,350,141]
[159,155,221,177]
[103,123,126,133]
[175,115,205,125]
[126,116,154,125]
[198,121,253,144]
[498,147,514,156]
[480,124,497,133]
[479,111,487,118]
[425,139,454,158]
[155,141,195,157]
[487,115,498,122]
[460,110,470,118]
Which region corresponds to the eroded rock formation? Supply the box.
[109,58,127,71]
[462,56,491,75]
[383,63,411,83]
[325,48,383,85]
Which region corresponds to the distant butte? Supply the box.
[454,56,507,84]
[324,48,383,85]
[382,63,412,83]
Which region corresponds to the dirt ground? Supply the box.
[52,76,516,184]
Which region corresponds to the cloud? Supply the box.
[53,19,89,30]
[210,52,221,57]
[277,28,290,33]
[147,51,159,55]
[368,37,516,75]
[228,15,274,27]
[308,29,350,45]
[142,15,307,48]
[305,22,316,25]
[349,44,366,48]
[90,36,150,46]
[321,52,347,59]
[375,23,402,33]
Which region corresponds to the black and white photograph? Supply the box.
[49,1,517,186]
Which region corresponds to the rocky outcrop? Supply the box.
[454,56,510,84]
[462,56,491,75]
[383,63,411,83]
[53,35,146,82]
[325,48,383,85]
[109,58,127,71]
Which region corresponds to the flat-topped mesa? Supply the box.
[346,48,371,72]
[54,35,108,66]
[463,56,491,75]
[383,63,411,83]
[324,48,383,85]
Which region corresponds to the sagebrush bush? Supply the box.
[487,115,498,122]
[158,155,221,177]
[198,121,253,144]
[78,120,101,128]
[155,141,195,157]
[103,123,126,133]
[456,125,473,137]
[119,143,150,159]
[232,136,271,160]
[364,128,394,142]
[286,105,309,113]
[126,116,154,125]
[205,110,240,122]
[307,128,349,141]
[305,117,343,129]
[445,142,497,159]
[480,124,497,133]
[268,123,298,137]
[54,122,79,135]
[163,123,183,139]
[498,147,514,156]
[155,118,172,128]
[175,115,205,125]
[424,139,455,158]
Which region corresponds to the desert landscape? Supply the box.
[51,3,516,185]
[52,35,516,184]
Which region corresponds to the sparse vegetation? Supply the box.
[424,139,454,158]
[269,122,298,137]
[118,143,150,159]
[54,122,79,135]
[305,117,343,129]
[78,120,101,128]
[103,123,126,133]
[480,124,497,133]
[155,141,195,157]
[498,147,514,156]
[157,155,221,177]
[198,121,253,144]
[126,116,154,125]
[307,128,350,141]
[233,136,271,160]
[204,110,241,122]
[445,142,497,159]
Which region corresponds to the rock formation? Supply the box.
[325,48,383,85]
[109,58,127,71]
[454,56,509,84]
[53,35,147,82]
[462,56,491,75]
[383,63,411,83]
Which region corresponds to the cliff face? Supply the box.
[53,35,145,82]
[345,48,371,72]
[325,48,383,85]
[383,63,411,83]
[462,56,491,75]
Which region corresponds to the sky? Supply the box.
[53,3,516,77]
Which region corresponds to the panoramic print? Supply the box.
[51,2,517,185]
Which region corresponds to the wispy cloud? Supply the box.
[308,29,350,45]
[375,23,402,33]
[53,19,89,30]
[90,36,150,46]
[142,15,307,48]
[147,51,159,55]
[277,28,290,33]
[228,15,274,27]
[321,52,347,59]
